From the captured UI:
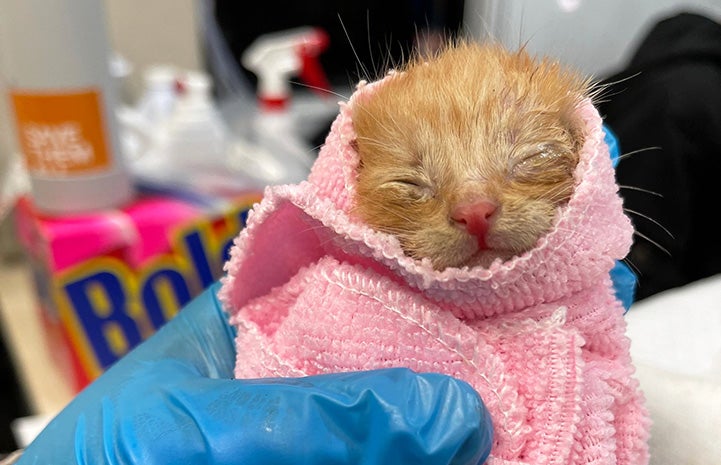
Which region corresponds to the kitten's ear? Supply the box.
[568,121,586,154]
[561,104,586,154]
[350,138,365,169]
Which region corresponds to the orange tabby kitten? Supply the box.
[352,40,591,270]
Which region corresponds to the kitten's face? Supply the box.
[352,42,589,270]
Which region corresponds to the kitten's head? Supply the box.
[351,40,591,270]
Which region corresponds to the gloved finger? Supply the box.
[133,367,493,465]
[26,365,492,465]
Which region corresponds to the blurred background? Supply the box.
[0,0,720,463]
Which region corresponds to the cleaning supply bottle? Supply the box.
[133,65,181,132]
[115,65,178,165]
[159,71,229,174]
[241,27,332,180]
[0,0,133,215]
[131,70,268,195]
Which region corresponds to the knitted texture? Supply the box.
[220,78,651,464]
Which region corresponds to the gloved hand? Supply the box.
[18,282,493,465]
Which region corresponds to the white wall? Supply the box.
[464,0,721,78]
[103,0,204,102]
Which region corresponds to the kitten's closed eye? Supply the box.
[384,178,434,201]
[514,145,569,172]
[511,144,578,185]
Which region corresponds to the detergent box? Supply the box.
[15,188,261,391]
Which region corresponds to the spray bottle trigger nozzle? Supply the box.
[296,29,331,97]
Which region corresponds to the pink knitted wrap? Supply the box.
[220,78,651,464]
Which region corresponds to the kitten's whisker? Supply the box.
[623,208,674,239]
[532,182,574,204]
[460,6,496,44]
[633,230,671,257]
[366,10,377,78]
[296,223,332,236]
[364,198,421,226]
[618,185,663,197]
[376,208,419,227]
[355,135,405,154]
[590,72,642,103]
[288,81,350,101]
[617,146,661,162]
[338,14,370,81]
[550,226,593,241]
[622,257,642,278]
[315,235,348,249]
[599,72,643,90]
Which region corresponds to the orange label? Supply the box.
[11,89,111,177]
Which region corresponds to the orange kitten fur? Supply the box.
[351,40,591,270]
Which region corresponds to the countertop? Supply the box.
[0,257,74,437]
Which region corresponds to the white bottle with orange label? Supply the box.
[0,0,133,215]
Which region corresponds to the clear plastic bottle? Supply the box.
[134,65,180,131]
[0,0,133,215]
[162,71,229,169]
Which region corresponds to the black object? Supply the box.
[0,319,30,454]
[213,1,464,151]
[598,12,721,300]
[213,0,464,89]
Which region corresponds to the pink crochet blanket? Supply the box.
[220,79,650,465]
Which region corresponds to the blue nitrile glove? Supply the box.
[604,124,638,312]
[610,261,637,311]
[18,282,493,465]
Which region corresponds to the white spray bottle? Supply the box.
[241,27,331,180]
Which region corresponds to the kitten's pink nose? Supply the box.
[451,201,498,250]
